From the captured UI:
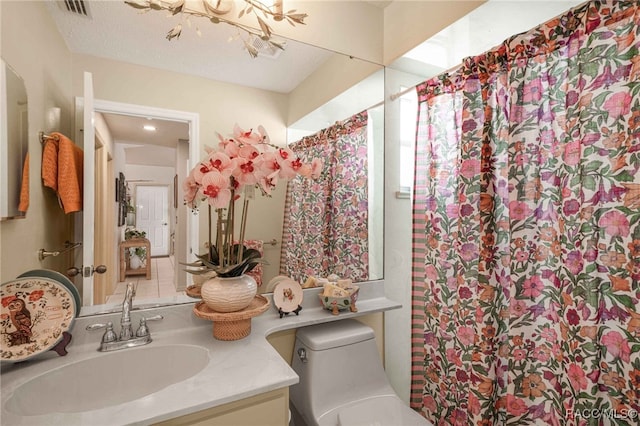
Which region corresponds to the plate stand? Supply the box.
[278,305,302,319]
[49,331,72,356]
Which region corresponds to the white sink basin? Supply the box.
[5,344,209,415]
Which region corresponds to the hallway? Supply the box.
[107,256,184,304]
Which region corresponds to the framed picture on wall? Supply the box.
[174,174,178,208]
[119,173,126,204]
[118,198,126,227]
[117,172,127,226]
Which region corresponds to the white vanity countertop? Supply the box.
[0,280,400,426]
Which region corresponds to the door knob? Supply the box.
[67,265,107,277]
[162,222,168,226]
[66,267,81,277]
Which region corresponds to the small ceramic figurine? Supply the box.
[318,284,359,315]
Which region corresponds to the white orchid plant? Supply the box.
[182,124,322,277]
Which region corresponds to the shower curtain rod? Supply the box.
[381,62,464,106]
[366,87,412,110]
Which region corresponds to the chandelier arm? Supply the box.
[172,8,267,37]
[124,0,305,57]
[243,0,281,18]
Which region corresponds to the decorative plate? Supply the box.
[17,269,81,317]
[273,279,303,313]
[1,277,76,362]
[266,275,290,293]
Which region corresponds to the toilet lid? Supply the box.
[337,396,432,426]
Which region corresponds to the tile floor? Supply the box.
[106,256,184,304]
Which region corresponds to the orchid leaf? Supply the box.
[209,245,220,264]
[183,268,215,275]
[179,260,205,267]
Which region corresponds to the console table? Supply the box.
[119,238,151,281]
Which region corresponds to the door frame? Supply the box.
[77,98,200,295]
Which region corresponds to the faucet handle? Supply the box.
[135,315,163,337]
[86,321,117,343]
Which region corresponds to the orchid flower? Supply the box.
[205,151,235,177]
[217,132,240,157]
[201,170,231,208]
[182,123,322,276]
[276,147,301,179]
[260,151,281,176]
[258,170,280,195]
[238,144,261,161]
[233,124,266,145]
[183,172,199,208]
[232,157,260,186]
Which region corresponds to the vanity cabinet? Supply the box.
[156,314,382,426]
[154,388,289,426]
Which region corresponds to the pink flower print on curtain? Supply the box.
[410,1,640,425]
[280,110,369,284]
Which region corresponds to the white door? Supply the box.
[81,72,95,306]
[135,185,170,257]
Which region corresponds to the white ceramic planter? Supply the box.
[200,275,257,313]
[129,255,143,269]
[191,271,216,288]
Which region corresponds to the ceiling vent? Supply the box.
[250,37,285,60]
[59,0,91,18]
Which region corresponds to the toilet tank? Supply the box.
[290,320,396,426]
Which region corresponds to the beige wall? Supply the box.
[288,54,383,126]
[0,1,75,282]
[383,1,486,65]
[71,54,292,284]
[244,0,385,64]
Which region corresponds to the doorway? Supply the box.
[88,99,199,306]
[135,184,170,257]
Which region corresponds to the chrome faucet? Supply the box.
[120,282,136,341]
[86,282,163,352]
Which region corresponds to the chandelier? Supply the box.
[124,0,307,58]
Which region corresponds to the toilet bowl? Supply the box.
[290,319,432,426]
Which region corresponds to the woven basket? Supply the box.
[185,285,202,299]
[193,295,270,341]
[212,318,252,341]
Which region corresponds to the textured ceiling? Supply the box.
[45,0,335,94]
[46,0,337,166]
[99,112,188,167]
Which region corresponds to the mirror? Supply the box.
[286,70,385,284]
[36,3,384,315]
[79,63,384,316]
[0,59,28,221]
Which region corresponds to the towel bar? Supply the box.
[39,131,59,144]
[39,241,82,261]
[204,239,278,248]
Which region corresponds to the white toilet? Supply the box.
[290,319,432,426]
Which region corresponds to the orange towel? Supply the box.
[18,152,29,213]
[41,136,59,191]
[41,132,83,214]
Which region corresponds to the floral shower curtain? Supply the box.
[280,111,369,283]
[410,2,640,425]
